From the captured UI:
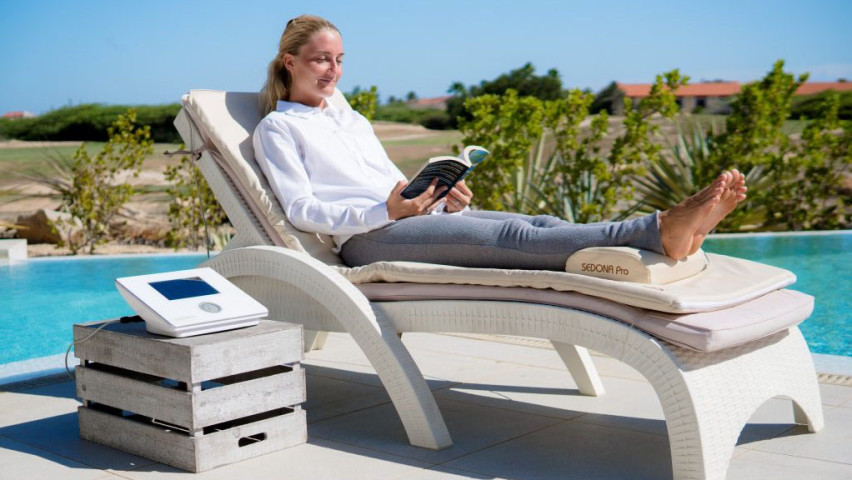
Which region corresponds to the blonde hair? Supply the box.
[259,15,340,116]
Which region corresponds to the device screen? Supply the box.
[149,277,219,300]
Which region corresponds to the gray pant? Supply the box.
[340,210,664,271]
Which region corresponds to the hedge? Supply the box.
[0,103,183,143]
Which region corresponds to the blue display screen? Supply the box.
[149,277,219,300]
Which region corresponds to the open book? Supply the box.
[400,145,490,199]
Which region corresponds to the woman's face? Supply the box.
[285,30,344,107]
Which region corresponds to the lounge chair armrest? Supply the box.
[202,245,380,333]
[201,245,452,449]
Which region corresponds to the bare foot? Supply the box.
[688,170,748,255]
[658,172,730,260]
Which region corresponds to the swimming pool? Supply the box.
[1,253,207,367]
[0,232,849,371]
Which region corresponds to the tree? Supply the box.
[699,60,808,230]
[768,91,851,230]
[54,109,152,253]
[446,63,564,129]
[589,81,623,114]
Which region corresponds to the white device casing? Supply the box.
[115,267,268,337]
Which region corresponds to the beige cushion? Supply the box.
[181,89,347,265]
[565,246,708,284]
[333,252,795,313]
[356,283,813,352]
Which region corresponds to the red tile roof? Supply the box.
[617,81,852,98]
[795,82,852,95]
[409,95,452,107]
[617,82,741,98]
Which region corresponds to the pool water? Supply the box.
[1,254,207,365]
[0,232,850,368]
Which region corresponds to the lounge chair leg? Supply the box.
[635,327,824,480]
[793,398,824,433]
[304,330,329,352]
[551,341,605,396]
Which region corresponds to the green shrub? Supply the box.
[458,69,688,221]
[632,62,851,232]
[632,120,774,229]
[164,149,229,250]
[771,92,851,230]
[693,60,849,231]
[374,103,419,123]
[792,90,852,120]
[418,111,452,130]
[54,109,153,254]
[458,89,545,211]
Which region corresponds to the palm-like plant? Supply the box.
[0,146,75,206]
[631,121,714,216]
[629,119,770,232]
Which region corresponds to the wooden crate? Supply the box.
[74,320,306,472]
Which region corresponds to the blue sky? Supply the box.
[2,0,851,115]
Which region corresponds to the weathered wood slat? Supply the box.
[76,365,191,428]
[193,366,306,428]
[74,320,303,383]
[195,408,307,471]
[76,364,305,430]
[78,406,307,472]
[74,322,191,382]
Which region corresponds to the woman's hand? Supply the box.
[386,178,447,220]
[443,180,473,213]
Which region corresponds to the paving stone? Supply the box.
[749,405,852,465]
[727,450,852,480]
[309,396,564,465]
[444,420,673,480]
[112,438,430,480]
[0,436,113,480]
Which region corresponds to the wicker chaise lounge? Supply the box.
[173,89,824,480]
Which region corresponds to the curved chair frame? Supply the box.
[204,246,823,480]
[176,95,823,480]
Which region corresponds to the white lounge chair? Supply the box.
[173,89,823,480]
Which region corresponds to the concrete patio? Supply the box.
[1,332,851,480]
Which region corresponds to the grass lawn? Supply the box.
[381,130,463,146]
[0,143,183,188]
[0,143,104,181]
[379,130,464,177]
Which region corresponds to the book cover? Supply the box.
[400,145,490,199]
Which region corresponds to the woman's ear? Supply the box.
[282,53,294,72]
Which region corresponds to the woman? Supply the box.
[253,15,746,270]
